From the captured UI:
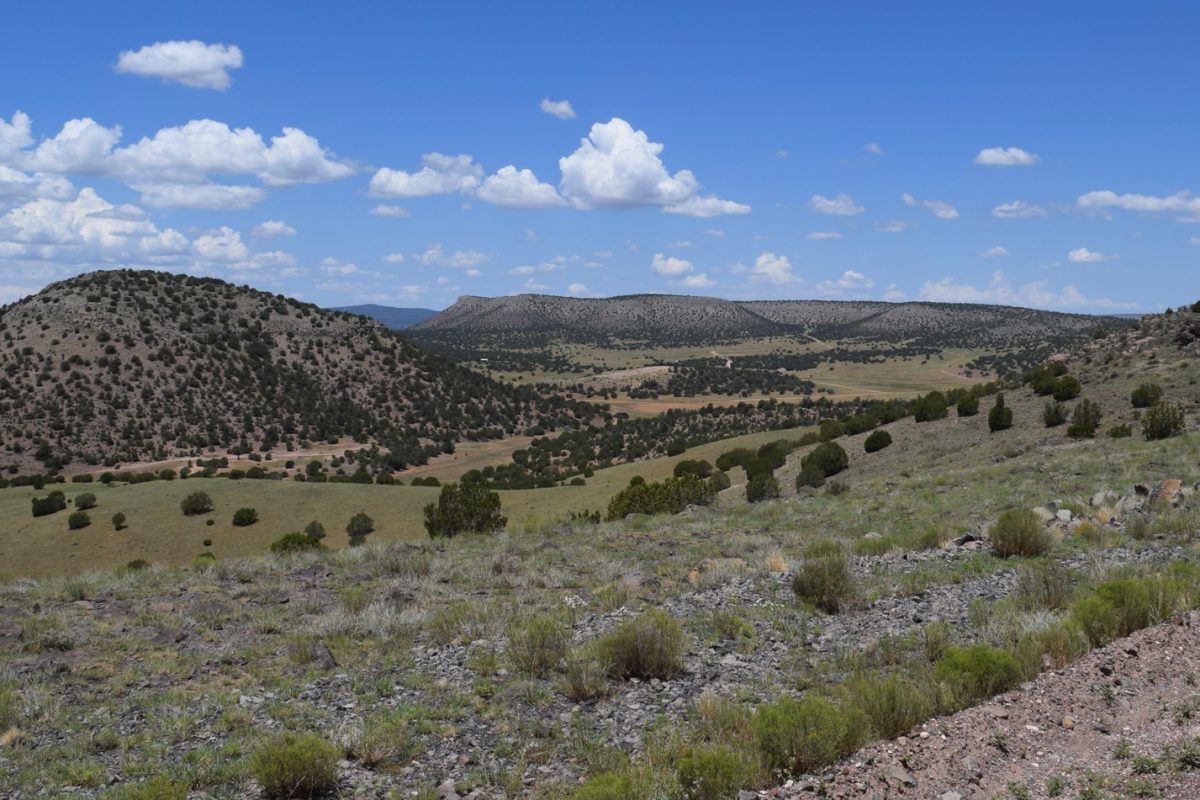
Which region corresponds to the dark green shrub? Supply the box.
[303,521,326,540]
[665,440,687,457]
[863,429,892,453]
[913,391,948,422]
[754,695,867,778]
[792,547,854,612]
[1067,398,1102,439]
[595,610,685,680]
[270,532,325,553]
[1052,375,1081,401]
[935,645,1023,705]
[1131,383,1163,409]
[1108,423,1133,439]
[111,511,126,530]
[674,459,714,479]
[708,470,731,492]
[825,480,849,496]
[250,732,339,798]
[1043,401,1068,428]
[31,491,67,517]
[677,745,756,800]
[989,508,1051,557]
[800,441,848,479]
[956,393,979,417]
[744,456,777,480]
[605,474,716,520]
[746,474,781,503]
[125,559,150,571]
[988,393,1013,432]
[715,448,753,472]
[74,492,97,510]
[507,615,570,677]
[232,507,258,527]
[818,419,845,441]
[423,481,506,537]
[795,463,825,490]
[1142,402,1185,440]
[67,511,90,530]
[346,512,376,545]
[180,491,213,516]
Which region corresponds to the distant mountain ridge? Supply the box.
[330,304,437,330]
[412,293,1125,348]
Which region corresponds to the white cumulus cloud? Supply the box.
[115,40,244,90]
[567,281,589,294]
[817,269,874,294]
[418,243,488,268]
[992,200,1047,219]
[369,204,410,218]
[1067,247,1113,263]
[736,251,799,285]
[807,193,863,215]
[974,146,1040,167]
[918,270,1133,310]
[980,246,1008,258]
[902,192,958,219]
[539,98,576,120]
[651,252,693,277]
[1077,189,1200,215]
[370,153,483,198]
[251,220,296,238]
[476,165,563,209]
[679,273,716,288]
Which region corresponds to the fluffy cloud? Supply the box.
[1077,189,1200,215]
[875,220,909,233]
[539,98,576,120]
[369,153,482,198]
[558,118,746,215]
[651,252,693,277]
[1067,247,1113,263]
[192,226,250,262]
[992,200,1047,219]
[252,220,296,238]
[807,193,863,215]
[973,146,1040,167]
[115,40,244,90]
[418,243,488,268]
[4,114,352,208]
[679,273,716,288]
[476,165,563,209]
[980,246,1009,258]
[567,281,589,294]
[0,165,73,201]
[816,269,874,294]
[806,231,842,240]
[902,192,958,219]
[383,253,406,264]
[369,204,410,218]
[736,251,798,285]
[0,112,33,162]
[864,142,884,155]
[918,270,1133,310]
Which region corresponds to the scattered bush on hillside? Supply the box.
[745,474,781,503]
[673,459,714,479]
[120,776,188,800]
[270,531,325,553]
[605,474,716,520]
[1043,401,1068,428]
[1026,363,1068,396]
[716,448,754,472]
[1052,375,1081,401]
[988,393,1013,432]
[1108,423,1133,439]
[1142,402,1185,440]
[1130,383,1163,409]
[709,470,731,491]
[956,393,979,417]
[819,419,845,441]
[800,441,848,481]
[232,507,259,527]
[303,521,326,540]
[839,673,935,739]
[754,695,868,778]
[111,511,126,530]
[863,429,892,453]
[67,511,90,530]
[792,545,855,612]
[31,491,67,518]
[676,745,757,800]
[346,512,376,546]
[250,732,339,799]
[507,615,570,677]
[913,391,948,422]
[795,463,825,490]
[595,610,685,680]
[74,492,97,510]
[347,711,414,771]
[180,491,213,516]
[424,480,507,538]
[989,508,1051,557]
[1067,398,1102,439]
[935,645,1024,705]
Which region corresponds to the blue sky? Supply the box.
[1,2,1197,312]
